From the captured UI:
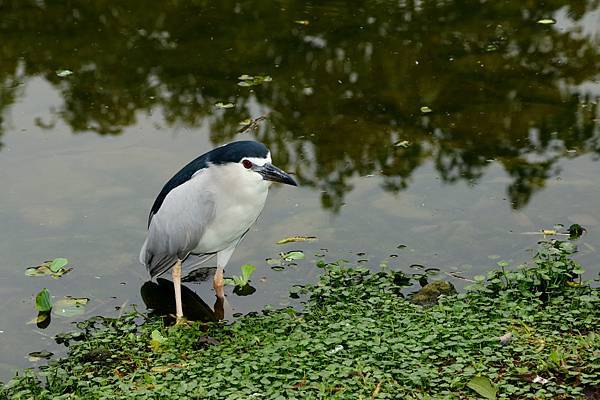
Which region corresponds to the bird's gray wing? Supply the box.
[140,175,216,278]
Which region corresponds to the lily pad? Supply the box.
[53,297,89,318]
[280,251,305,261]
[49,258,68,273]
[276,236,317,244]
[467,376,497,400]
[26,258,72,278]
[35,288,52,312]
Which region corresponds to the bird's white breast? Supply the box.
[194,163,270,253]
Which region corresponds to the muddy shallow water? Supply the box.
[0,0,599,380]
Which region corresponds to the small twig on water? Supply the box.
[238,114,269,133]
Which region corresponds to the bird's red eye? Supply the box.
[242,160,252,169]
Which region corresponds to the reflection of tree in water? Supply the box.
[0,0,599,210]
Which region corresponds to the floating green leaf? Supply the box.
[35,288,52,312]
[420,106,432,113]
[26,258,72,278]
[280,251,305,261]
[53,297,89,317]
[49,258,68,273]
[215,102,234,109]
[276,236,317,244]
[467,376,497,400]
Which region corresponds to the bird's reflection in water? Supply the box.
[141,266,258,322]
[140,277,221,322]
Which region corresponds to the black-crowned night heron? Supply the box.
[140,141,296,321]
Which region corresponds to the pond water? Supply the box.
[1,0,599,380]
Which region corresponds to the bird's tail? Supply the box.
[139,238,178,278]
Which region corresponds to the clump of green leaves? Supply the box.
[3,239,599,399]
[223,264,256,288]
[470,240,585,302]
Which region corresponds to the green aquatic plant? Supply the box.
[223,264,256,288]
[25,258,71,278]
[2,239,599,399]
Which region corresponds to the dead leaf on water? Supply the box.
[276,236,317,244]
[27,312,50,325]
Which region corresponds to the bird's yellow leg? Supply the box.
[213,266,225,299]
[172,259,185,324]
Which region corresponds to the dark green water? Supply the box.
[0,0,599,380]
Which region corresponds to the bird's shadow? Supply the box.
[140,278,218,322]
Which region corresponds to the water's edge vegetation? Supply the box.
[2,239,599,399]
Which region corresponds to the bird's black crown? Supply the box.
[208,141,269,164]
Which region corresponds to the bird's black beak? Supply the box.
[257,163,297,186]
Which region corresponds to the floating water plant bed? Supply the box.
[2,240,599,399]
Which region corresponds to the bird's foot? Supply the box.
[214,296,225,320]
[175,315,190,325]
